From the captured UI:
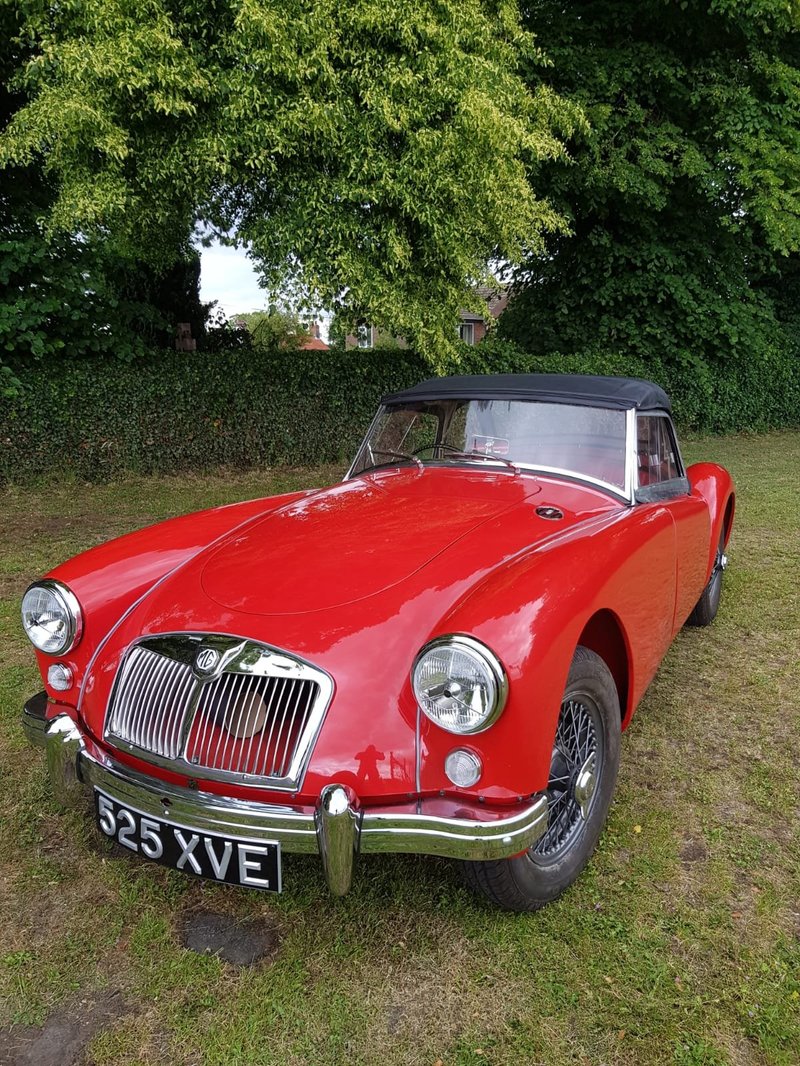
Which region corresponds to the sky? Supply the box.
[198,240,266,318]
[199,237,331,338]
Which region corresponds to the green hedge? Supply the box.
[1,348,428,482]
[2,342,798,483]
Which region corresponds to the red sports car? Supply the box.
[21,374,734,911]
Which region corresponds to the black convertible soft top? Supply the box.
[382,373,671,412]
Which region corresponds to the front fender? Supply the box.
[415,514,624,799]
[33,491,312,703]
[416,505,677,800]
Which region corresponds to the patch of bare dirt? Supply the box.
[0,575,27,601]
[179,909,282,968]
[0,990,127,1066]
[0,868,116,961]
[679,837,708,864]
[0,511,153,546]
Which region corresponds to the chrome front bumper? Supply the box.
[23,695,549,897]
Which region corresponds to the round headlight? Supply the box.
[21,581,82,655]
[412,635,507,734]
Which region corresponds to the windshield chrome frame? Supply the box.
[346,402,638,505]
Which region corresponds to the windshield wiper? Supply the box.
[426,443,519,474]
[364,446,424,471]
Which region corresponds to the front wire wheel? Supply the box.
[531,695,603,864]
[462,647,621,912]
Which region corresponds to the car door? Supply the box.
[636,412,710,631]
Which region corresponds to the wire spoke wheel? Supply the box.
[461,647,620,912]
[530,696,604,865]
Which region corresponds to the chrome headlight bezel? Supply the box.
[412,634,508,735]
[21,580,83,656]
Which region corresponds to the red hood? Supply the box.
[78,469,619,805]
[200,469,541,614]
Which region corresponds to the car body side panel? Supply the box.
[668,493,712,629]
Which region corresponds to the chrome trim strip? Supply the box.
[351,455,631,502]
[414,704,422,794]
[24,711,550,894]
[344,405,385,480]
[470,462,630,501]
[358,801,549,860]
[625,406,637,503]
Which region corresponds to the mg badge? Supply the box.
[194,647,220,674]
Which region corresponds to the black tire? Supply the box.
[686,531,727,627]
[462,646,621,913]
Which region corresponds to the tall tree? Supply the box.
[0,5,211,374]
[500,0,800,374]
[1,0,581,361]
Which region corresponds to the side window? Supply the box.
[637,416,681,487]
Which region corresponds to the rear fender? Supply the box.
[686,464,735,581]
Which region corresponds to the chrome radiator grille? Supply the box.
[106,647,195,760]
[104,634,332,790]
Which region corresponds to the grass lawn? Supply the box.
[0,437,798,1066]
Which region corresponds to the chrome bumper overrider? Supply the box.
[23,696,549,897]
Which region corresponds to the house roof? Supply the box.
[475,284,509,317]
[458,285,509,323]
[300,337,330,350]
[382,373,671,411]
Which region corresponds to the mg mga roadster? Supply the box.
[21,374,734,911]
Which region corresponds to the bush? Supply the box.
[1,343,798,483]
[474,338,800,435]
[0,348,426,483]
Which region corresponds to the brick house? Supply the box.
[300,322,329,350]
[456,285,509,346]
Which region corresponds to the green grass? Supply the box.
[1,438,798,1066]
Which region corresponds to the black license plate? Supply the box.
[94,789,281,892]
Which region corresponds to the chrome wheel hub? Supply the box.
[573,752,597,818]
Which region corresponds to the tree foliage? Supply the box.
[233,308,311,349]
[0,4,212,375]
[500,0,800,374]
[1,0,582,362]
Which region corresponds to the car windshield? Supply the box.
[351,399,628,492]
